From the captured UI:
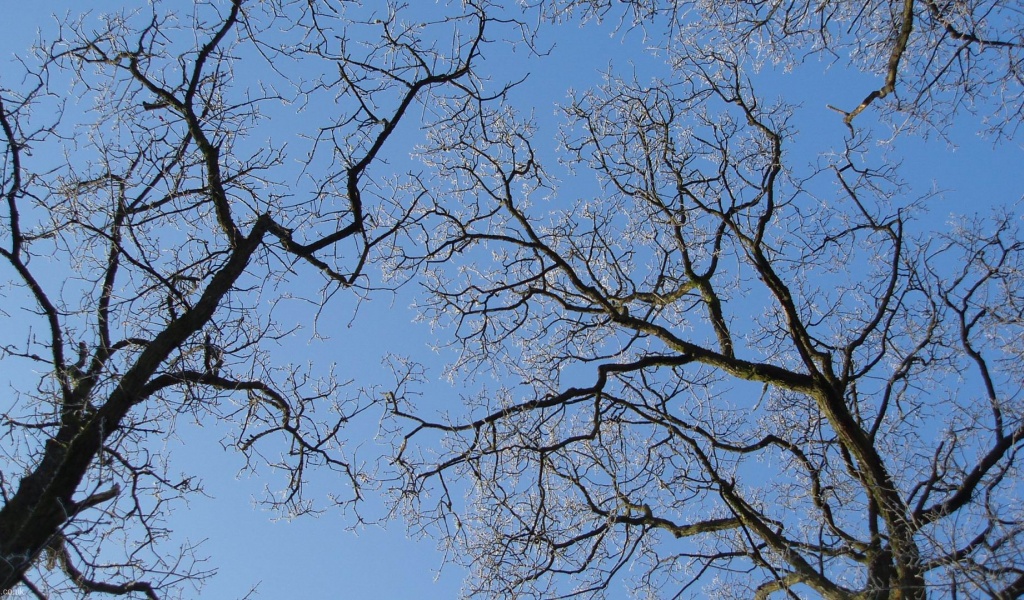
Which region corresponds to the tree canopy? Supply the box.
[1,0,1022,598]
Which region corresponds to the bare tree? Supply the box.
[0,0,501,596]
[385,5,1024,600]
[4,0,1022,597]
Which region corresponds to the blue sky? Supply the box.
[2,1,1022,599]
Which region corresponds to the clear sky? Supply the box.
[2,1,1022,599]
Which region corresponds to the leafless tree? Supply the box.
[0,0,502,596]
[385,4,1024,599]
